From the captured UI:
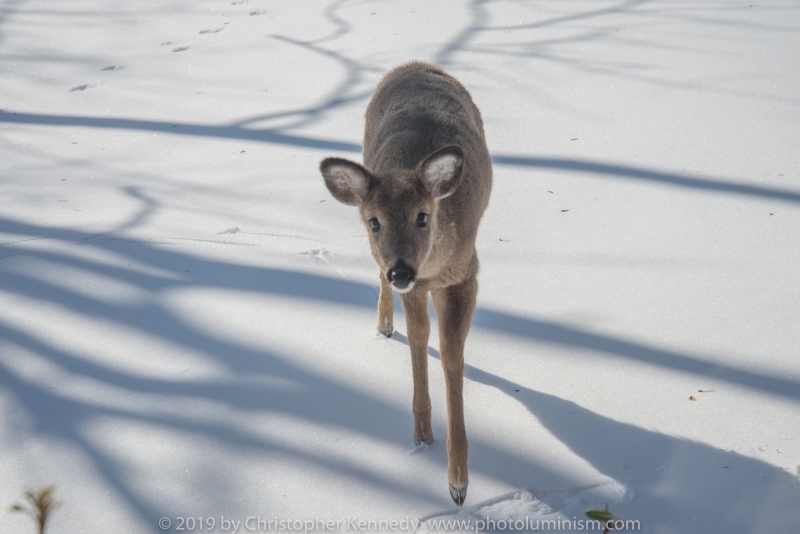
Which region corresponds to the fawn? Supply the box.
[319,61,492,505]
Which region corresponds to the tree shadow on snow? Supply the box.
[2,215,799,532]
[3,1,800,530]
[3,0,800,206]
[393,334,800,532]
[2,110,799,205]
[0,215,605,526]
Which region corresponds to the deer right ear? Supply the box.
[320,158,372,206]
[417,146,464,200]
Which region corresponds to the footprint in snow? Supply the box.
[199,28,224,34]
[250,10,265,15]
[417,483,632,530]
[102,65,125,71]
[302,249,345,277]
[409,440,433,455]
[218,227,240,234]
[172,46,190,53]
[69,84,89,92]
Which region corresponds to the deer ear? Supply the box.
[320,158,373,206]
[417,146,464,200]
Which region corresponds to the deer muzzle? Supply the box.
[388,260,416,292]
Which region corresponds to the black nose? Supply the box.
[388,261,415,289]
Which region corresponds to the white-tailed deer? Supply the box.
[319,61,492,505]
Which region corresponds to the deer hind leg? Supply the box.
[431,275,477,506]
[400,288,433,445]
[377,271,394,337]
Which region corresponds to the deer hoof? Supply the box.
[413,437,433,446]
[449,483,467,506]
[378,328,393,338]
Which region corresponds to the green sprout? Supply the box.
[585,508,615,522]
[585,504,622,534]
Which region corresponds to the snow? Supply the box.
[1,0,799,533]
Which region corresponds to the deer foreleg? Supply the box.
[401,288,433,445]
[431,275,477,506]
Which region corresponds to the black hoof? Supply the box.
[413,437,433,446]
[449,483,467,506]
[378,328,393,338]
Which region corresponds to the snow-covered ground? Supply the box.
[2,1,799,532]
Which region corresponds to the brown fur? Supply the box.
[319,61,492,505]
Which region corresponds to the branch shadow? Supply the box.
[3,0,800,208]
[2,110,798,205]
[433,0,800,107]
[391,334,800,532]
[491,155,800,203]
[0,223,446,524]
[0,214,612,525]
[2,215,797,406]
[2,207,798,529]
[3,1,800,529]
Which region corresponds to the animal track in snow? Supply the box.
[302,249,345,277]
[218,227,331,244]
[418,482,633,531]
[199,28,224,34]
[409,440,433,455]
[69,84,89,92]
[250,10,265,15]
[102,65,125,71]
[172,46,190,53]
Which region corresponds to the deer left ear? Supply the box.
[320,157,373,206]
[417,146,464,200]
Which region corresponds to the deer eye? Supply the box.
[416,213,428,228]
[369,218,381,232]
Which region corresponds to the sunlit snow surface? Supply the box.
[1,1,800,533]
